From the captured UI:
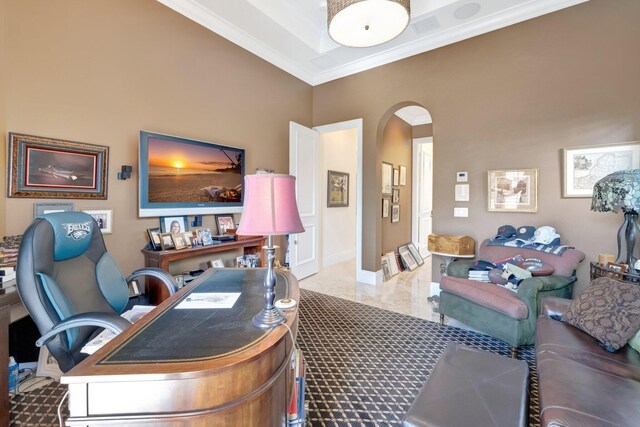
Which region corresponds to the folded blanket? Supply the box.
[486,238,570,255]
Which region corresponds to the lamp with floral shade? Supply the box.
[591,169,640,270]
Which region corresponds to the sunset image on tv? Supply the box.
[147,137,243,203]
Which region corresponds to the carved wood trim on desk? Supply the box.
[141,236,266,304]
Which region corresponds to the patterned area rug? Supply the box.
[9,289,540,426]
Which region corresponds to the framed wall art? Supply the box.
[7,133,109,199]
[562,142,640,197]
[381,162,393,195]
[391,204,400,223]
[382,198,390,218]
[83,209,113,234]
[392,188,400,203]
[393,168,399,186]
[327,170,349,207]
[487,168,538,212]
[33,202,74,217]
[399,165,407,186]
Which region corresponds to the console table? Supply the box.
[62,268,299,426]
[142,236,265,304]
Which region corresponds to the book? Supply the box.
[1,278,16,289]
[0,266,14,276]
[0,272,16,282]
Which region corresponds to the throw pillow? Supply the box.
[630,329,640,353]
[561,277,640,352]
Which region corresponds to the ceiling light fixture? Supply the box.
[327,0,411,48]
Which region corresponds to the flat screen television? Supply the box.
[138,131,245,217]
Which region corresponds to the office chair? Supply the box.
[16,212,177,373]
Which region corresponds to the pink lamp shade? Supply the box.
[236,174,305,236]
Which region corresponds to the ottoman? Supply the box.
[403,342,529,427]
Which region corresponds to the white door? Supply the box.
[413,138,433,258]
[289,122,319,280]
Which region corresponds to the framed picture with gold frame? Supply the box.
[487,168,538,213]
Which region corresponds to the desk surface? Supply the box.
[61,268,299,426]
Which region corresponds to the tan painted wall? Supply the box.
[0,0,6,238]
[381,115,412,254]
[313,0,640,294]
[2,0,312,274]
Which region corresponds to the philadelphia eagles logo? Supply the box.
[63,222,92,240]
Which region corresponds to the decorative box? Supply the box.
[428,234,475,256]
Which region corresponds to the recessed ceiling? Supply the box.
[157,0,587,86]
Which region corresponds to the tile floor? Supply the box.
[299,256,441,323]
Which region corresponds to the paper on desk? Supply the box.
[80,305,154,355]
[175,292,241,309]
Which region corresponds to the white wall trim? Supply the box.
[314,119,373,284]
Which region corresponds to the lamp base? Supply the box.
[252,307,286,329]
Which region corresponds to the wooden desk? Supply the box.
[141,236,265,304]
[0,305,9,427]
[62,268,299,426]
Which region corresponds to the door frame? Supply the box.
[314,119,372,284]
[412,137,433,257]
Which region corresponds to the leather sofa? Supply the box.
[439,240,585,353]
[536,297,640,426]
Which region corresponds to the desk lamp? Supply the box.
[591,169,640,269]
[236,174,304,328]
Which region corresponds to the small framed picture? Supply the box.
[382,198,390,218]
[182,231,195,247]
[381,162,393,195]
[398,245,418,271]
[487,168,538,213]
[391,204,400,223]
[147,227,162,251]
[160,216,188,234]
[33,202,74,217]
[327,170,349,207]
[407,242,424,266]
[209,259,225,268]
[393,168,399,186]
[198,228,213,246]
[83,209,113,234]
[159,232,175,250]
[171,233,189,250]
[392,188,400,203]
[399,165,407,186]
[215,215,236,235]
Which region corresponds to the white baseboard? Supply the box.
[356,268,378,285]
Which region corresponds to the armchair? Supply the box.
[16,212,177,373]
[439,239,585,355]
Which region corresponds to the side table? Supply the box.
[431,251,475,276]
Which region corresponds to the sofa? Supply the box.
[439,239,585,353]
[536,296,640,426]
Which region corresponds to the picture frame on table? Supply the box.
[215,215,235,235]
[487,168,538,213]
[33,202,74,217]
[382,198,390,218]
[171,233,189,250]
[159,233,175,250]
[327,170,349,207]
[391,204,400,223]
[562,142,640,198]
[198,228,214,246]
[7,132,108,199]
[147,227,162,251]
[160,215,188,234]
[393,168,399,186]
[209,259,225,268]
[399,165,407,186]
[83,209,113,234]
[381,162,393,195]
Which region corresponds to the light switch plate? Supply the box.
[454,207,469,217]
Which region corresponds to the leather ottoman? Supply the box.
[403,342,529,427]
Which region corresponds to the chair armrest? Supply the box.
[127,268,178,296]
[446,260,475,278]
[36,312,132,347]
[516,275,576,318]
[540,296,573,319]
